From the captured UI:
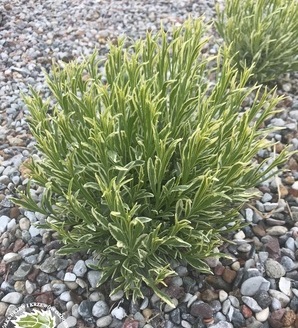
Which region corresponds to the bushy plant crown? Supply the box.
[16,19,288,305]
[215,0,298,83]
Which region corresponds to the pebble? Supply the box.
[25,280,36,294]
[190,301,213,318]
[0,302,8,316]
[268,290,290,307]
[0,215,10,233]
[110,290,124,302]
[241,296,262,313]
[40,256,58,273]
[13,262,32,280]
[78,300,94,318]
[72,260,87,277]
[63,316,77,328]
[19,217,30,230]
[278,277,292,297]
[240,276,270,296]
[92,300,109,318]
[265,259,286,278]
[60,291,72,302]
[96,315,113,327]
[111,306,127,320]
[64,272,76,282]
[3,252,21,263]
[255,307,270,322]
[1,292,23,304]
[219,290,228,302]
[87,270,101,288]
[266,226,288,236]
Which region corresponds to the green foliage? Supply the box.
[215,0,298,83]
[12,309,56,328]
[15,19,288,305]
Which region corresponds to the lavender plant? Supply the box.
[215,0,298,83]
[15,19,288,305]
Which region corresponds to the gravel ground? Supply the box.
[1,1,298,328]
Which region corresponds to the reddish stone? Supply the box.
[13,239,25,252]
[214,263,225,275]
[241,304,253,319]
[35,292,54,305]
[123,318,139,328]
[190,301,213,318]
[27,267,40,282]
[222,267,237,283]
[264,236,281,260]
[270,309,286,321]
[290,188,298,198]
[294,315,298,328]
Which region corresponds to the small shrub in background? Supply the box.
[215,0,298,83]
[15,19,288,305]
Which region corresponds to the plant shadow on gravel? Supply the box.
[13,18,290,306]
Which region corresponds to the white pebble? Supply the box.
[111,306,127,320]
[255,307,269,322]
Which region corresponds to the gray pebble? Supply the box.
[281,256,297,271]
[1,292,23,304]
[40,256,58,273]
[242,296,263,313]
[0,215,10,233]
[78,300,94,318]
[72,260,87,277]
[87,270,101,288]
[265,258,286,278]
[13,262,32,280]
[240,276,270,296]
[96,315,113,327]
[268,290,290,307]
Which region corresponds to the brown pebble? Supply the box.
[10,207,20,218]
[201,289,218,302]
[35,291,54,305]
[275,142,284,153]
[288,157,298,171]
[13,239,25,252]
[4,3,12,10]
[142,308,153,320]
[222,267,237,284]
[279,184,289,198]
[205,275,232,292]
[284,175,295,185]
[282,310,296,327]
[252,224,266,238]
